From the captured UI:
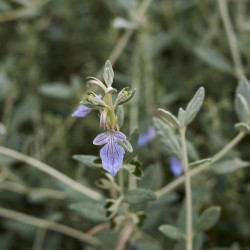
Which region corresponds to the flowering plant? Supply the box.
[72,60,135,176]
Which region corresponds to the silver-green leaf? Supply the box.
[213,158,250,174]
[234,123,250,134]
[189,158,212,168]
[158,108,180,128]
[72,155,100,168]
[117,105,124,129]
[153,117,181,159]
[235,94,249,123]
[103,60,114,87]
[159,224,185,240]
[119,139,133,153]
[195,206,221,232]
[124,188,156,204]
[70,200,107,222]
[185,87,205,126]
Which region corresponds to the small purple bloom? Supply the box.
[138,127,156,146]
[71,105,91,117]
[93,131,126,176]
[170,157,184,177]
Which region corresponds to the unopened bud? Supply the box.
[114,87,136,106]
[80,92,108,109]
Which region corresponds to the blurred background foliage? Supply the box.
[0,0,250,249]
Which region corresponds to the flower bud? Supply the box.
[80,92,108,109]
[114,87,136,106]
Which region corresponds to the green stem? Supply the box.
[0,0,50,23]
[0,207,103,247]
[119,170,124,195]
[0,146,102,200]
[155,131,245,197]
[107,93,116,129]
[218,0,245,79]
[180,128,192,250]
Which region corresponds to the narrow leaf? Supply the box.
[72,155,100,168]
[234,94,249,123]
[70,200,107,222]
[236,77,250,109]
[195,206,221,232]
[124,129,139,164]
[119,139,133,153]
[159,224,185,240]
[185,87,205,125]
[213,158,250,174]
[153,117,181,159]
[234,123,250,134]
[103,60,114,87]
[124,188,156,204]
[189,158,212,168]
[158,109,180,128]
[117,105,124,129]
[38,83,74,100]
[194,46,233,73]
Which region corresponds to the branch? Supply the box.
[0,181,65,200]
[218,0,245,79]
[156,131,245,197]
[0,146,102,200]
[0,0,50,23]
[0,207,103,247]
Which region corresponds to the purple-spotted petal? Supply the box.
[113,131,126,143]
[71,105,91,117]
[93,132,110,145]
[100,142,125,176]
[170,157,184,177]
[138,127,156,146]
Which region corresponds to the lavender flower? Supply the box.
[138,127,156,146]
[170,157,184,177]
[72,96,102,118]
[93,131,126,176]
[71,105,91,117]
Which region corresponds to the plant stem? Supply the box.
[155,131,245,197]
[0,207,103,247]
[0,0,50,23]
[0,146,102,200]
[116,225,134,250]
[218,0,245,79]
[119,169,124,194]
[0,181,65,200]
[180,128,192,250]
[32,228,46,250]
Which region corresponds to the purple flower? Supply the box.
[170,157,184,177]
[93,131,126,176]
[138,127,156,146]
[71,105,91,117]
[72,95,102,118]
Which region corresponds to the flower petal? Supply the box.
[113,131,126,143]
[93,132,110,145]
[100,142,125,176]
[138,127,156,146]
[72,105,91,117]
[170,157,184,177]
